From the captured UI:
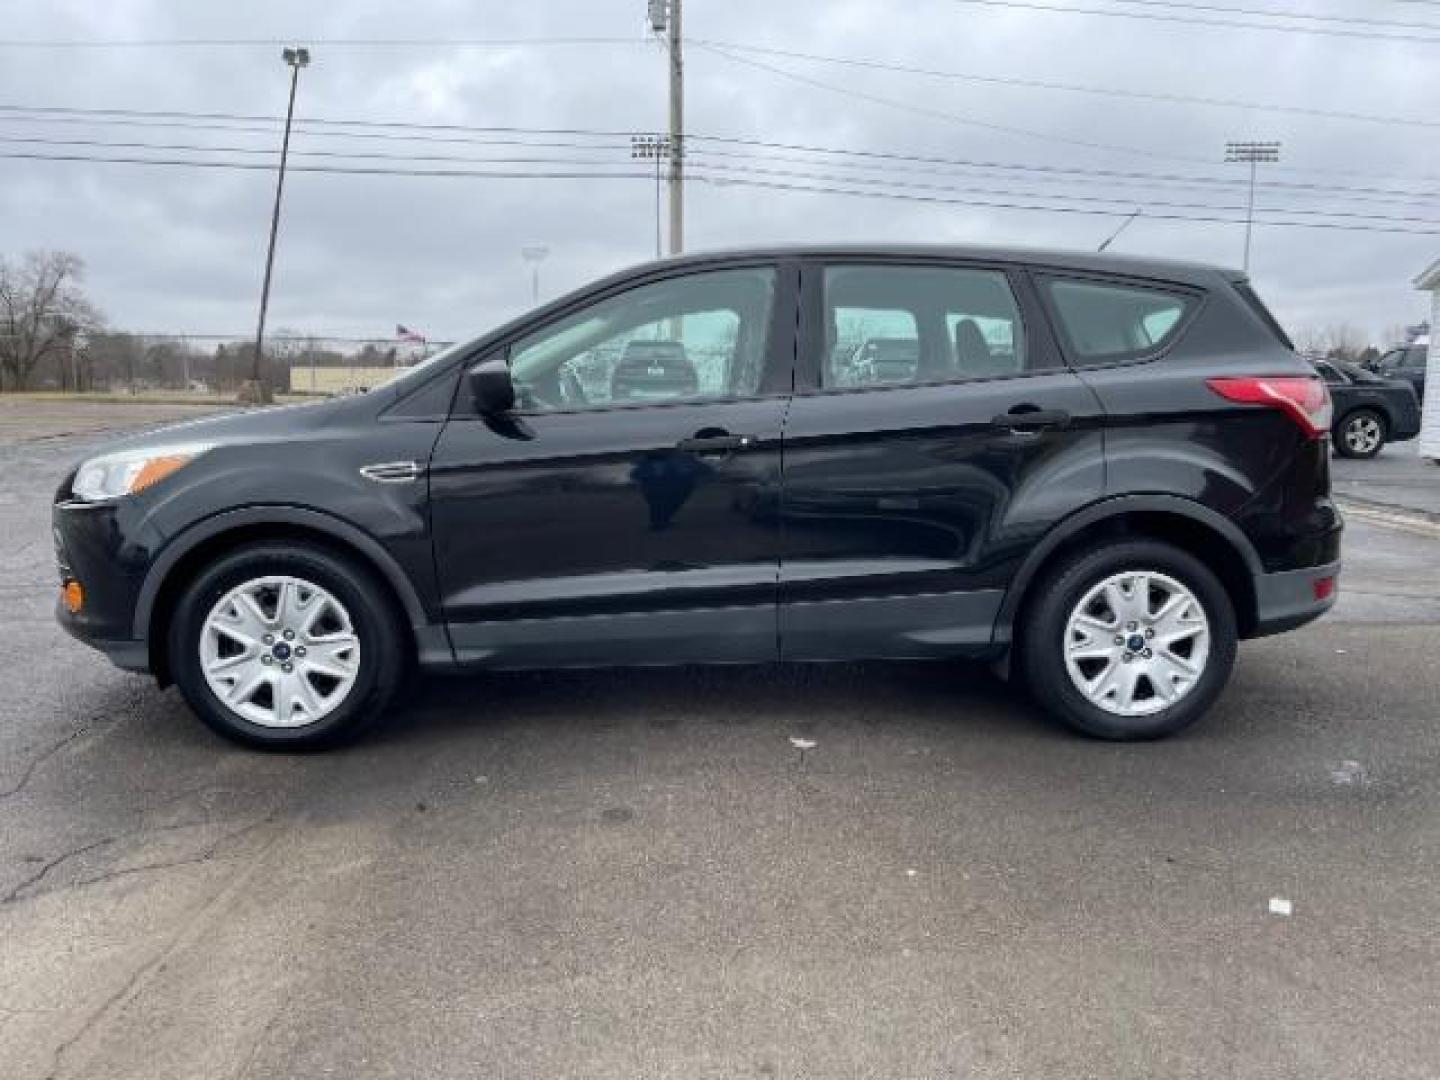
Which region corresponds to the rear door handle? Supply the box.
[677,433,754,453]
[991,408,1070,433]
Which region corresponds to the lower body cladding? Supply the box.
[54,565,1340,679]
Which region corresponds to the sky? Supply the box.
[0,0,1435,346]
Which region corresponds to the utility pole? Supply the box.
[1224,141,1280,274]
[244,45,310,404]
[648,0,683,255]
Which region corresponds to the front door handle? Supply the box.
[677,433,754,453]
[991,408,1070,433]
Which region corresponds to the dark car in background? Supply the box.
[1312,357,1422,458]
[52,245,1340,750]
[1365,341,1428,404]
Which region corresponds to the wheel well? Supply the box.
[147,523,415,686]
[1336,403,1388,429]
[1009,510,1258,641]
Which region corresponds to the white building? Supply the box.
[1416,259,1440,463]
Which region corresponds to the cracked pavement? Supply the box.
[2,404,1439,1079]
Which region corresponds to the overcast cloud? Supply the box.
[1,0,1435,344]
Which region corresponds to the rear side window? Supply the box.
[822,264,1035,389]
[1044,277,1195,366]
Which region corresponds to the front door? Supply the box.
[778,259,1105,660]
[429,263,795,666]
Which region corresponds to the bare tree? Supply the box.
[0,251,103,391]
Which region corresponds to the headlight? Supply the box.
[71,443,213,502]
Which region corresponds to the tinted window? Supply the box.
[1312,360,1346,385]
[1046,278,1194,365]
[509,267,776,411]
[1405,346,1429,370]
[822,265,1030,389]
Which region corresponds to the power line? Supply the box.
[2,130,1428,214]
[6,145,1440,236]
[693,40,1217,168]
[947,0,1440,42]
[691,38,1438,131]
[0,36,643,49]
[691,174,1440,235]
[0,151,651,180]
[691,45,1440,187]
[4,102,1438,199]
[690,159,1440,226]
[1075,0,1440,32]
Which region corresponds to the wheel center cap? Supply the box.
[1126,634,1146,652]
[272,642,292,661]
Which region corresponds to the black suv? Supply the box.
[53,246,1340,749]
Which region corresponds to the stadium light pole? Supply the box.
[244,45,310,404]
[522,246,548,306]
[631,133,670,257]
[1225,140,1280,273]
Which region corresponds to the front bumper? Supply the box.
[1248,559,1340,638]
[52,496,161,674]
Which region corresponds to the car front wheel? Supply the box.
[1019,540,1238,740]
[1334,409,1387,459]
[168,542,404,749]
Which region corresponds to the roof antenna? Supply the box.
[1097,208,1142,252]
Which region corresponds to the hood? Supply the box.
[80,395,360,459]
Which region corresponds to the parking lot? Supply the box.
[3,404,1439,1079]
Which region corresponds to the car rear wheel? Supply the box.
[168,542,404,749]
[1019,540,1237,740]
[1335,409,1387,459]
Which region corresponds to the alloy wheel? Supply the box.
[1062,570,1211,718]
[1343,414,1383,455]
[199,575,361,728]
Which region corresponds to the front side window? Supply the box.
[1045,277,1195,365]
[822,264,1030,389]
[508,267,776,411]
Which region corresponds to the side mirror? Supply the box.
[468,358,515,415]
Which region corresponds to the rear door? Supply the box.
[429,262,795,666]
[778,258,1105,660]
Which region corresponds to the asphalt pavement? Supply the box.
[2,405,1439,1080]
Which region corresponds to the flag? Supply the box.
[396,324,426,344]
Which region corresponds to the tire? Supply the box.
[1018,540,1237,741]
[167,542,405,750]
[1334,408,1387,459]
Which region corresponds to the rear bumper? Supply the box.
[1247,559,1340,638]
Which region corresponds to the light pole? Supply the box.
[1225,140,1280,274]
[521,246,548,306]
[244,45,310,404]
[631,133,671,258]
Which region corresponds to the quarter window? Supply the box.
[1045,278,1194,365]
[508,267,776,411]
[822,265,1031,389]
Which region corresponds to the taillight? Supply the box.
[1206,376,1333,438]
